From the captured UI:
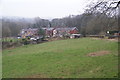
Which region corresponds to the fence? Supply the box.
[86,35,105,38]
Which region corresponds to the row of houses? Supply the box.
[43,27,79,38]
[19,27,79,39]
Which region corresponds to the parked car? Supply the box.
[30,37,37,41]
[30,36,44,41]
[70,34,82,39]
[17,36,21,39]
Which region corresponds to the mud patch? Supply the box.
[87,51,110,57]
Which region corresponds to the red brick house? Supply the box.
[52,27,79,37]
[69,27,79,34]
[42,28,55,37]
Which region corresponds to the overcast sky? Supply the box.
[1,0,93,19]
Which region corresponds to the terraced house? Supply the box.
[20,28,39,38]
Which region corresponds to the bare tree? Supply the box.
[85,0,119,17]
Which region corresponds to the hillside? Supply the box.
[2,38,118,78]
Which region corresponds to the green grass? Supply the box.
[1,37,20,42]
[2,38,118,78]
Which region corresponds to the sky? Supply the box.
[1,0,93,19]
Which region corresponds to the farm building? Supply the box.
[106,30,120,36]
[106,30,120,38]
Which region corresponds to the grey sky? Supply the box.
[1,0,93,19]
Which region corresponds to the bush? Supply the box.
[22,38,29,45]
[10,40,13,42]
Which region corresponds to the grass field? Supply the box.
[2,38,118,78]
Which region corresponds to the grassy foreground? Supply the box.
[2,38,118,78]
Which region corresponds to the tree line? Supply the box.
[2,0,119,37]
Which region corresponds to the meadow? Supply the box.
[2,38,118,78]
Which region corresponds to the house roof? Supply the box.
[21,27,78,33]
[42,28,55,31]
[22,28,38,31]
[55,27,78,31]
